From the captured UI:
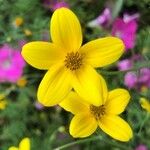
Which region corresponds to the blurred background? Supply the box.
[0,0,150,149]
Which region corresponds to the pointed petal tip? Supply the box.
[50,7,82,52]
[112,36,125,52]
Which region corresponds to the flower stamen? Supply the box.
[64,52,83,71]
[90,105,105,120]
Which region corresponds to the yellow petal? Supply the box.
[70,113,97,138]
[79,37,124,68]
[105,89,130,115]
[0,100,7,110]
[59,91,89,114]
[72,65,108,106]
[140,98,150,112]
[8,147,19,150]
[22,42,65,70]
[50,8,82,52]
[38,64,72,106]
[98,115,133,142]
[19,138,30,150]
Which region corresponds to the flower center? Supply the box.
[90,105,105,120]
[2,60,11,69]
[64,52,83,71]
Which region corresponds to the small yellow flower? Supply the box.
[140,86,148,93]
[14,17,24,27]
[6,37,12,42]
[17,77,27,87]
[0,94,5,100]
[58,126,65,133]
[0,100,7,110]
[60,77,133,141]
[8,137,30,150]
[142,47,148,54]
[140,97,150,113]
[22,8,124,106]
[0,94,7,110]
[24,29,32,36]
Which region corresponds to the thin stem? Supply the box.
[99,62,150,75]
[54,136,101,150]
[54,135,131,150]
[4,85,16,96]
[95,131,131,150]
[25,73,44,79]
[112,0,124,19]
[138,113,149,134]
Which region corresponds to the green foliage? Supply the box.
[0,0,150,150]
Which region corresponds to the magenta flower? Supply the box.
[112,14,138,50]
[118,59,132,71]
[43,0,69,11]
[0,44,25,83]
[88,8,111,27]
[124,72,138,88]
[135,144,148,150]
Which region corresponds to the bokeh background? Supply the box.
[0,0,150,149]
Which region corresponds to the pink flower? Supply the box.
[135,144,148,150]
[124,68,150,89]
[124,72,138,88]
[139,68,150,87]
[35,102,44,110]
[88,8,111,27]
[43,0,69,11]
[118,59,132,71]
[120,54,150,89]
[18,40,27,48]
[123,13,139,23]
[0,44,25,83]
[112,14,138,50]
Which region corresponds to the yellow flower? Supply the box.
[0,94,7,110]
[0,94,5,100]
[140,86,148,93]
[22,8,124,107]
[60,77,133,142]
[17,77,27,87]
[0,100,7,110]
[8,137,30,150]
[24,29,32,36]
[14,17,24,27]
[140,97,150,113]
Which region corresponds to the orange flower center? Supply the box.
[90,105,105,120]
[64,52,83,71]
